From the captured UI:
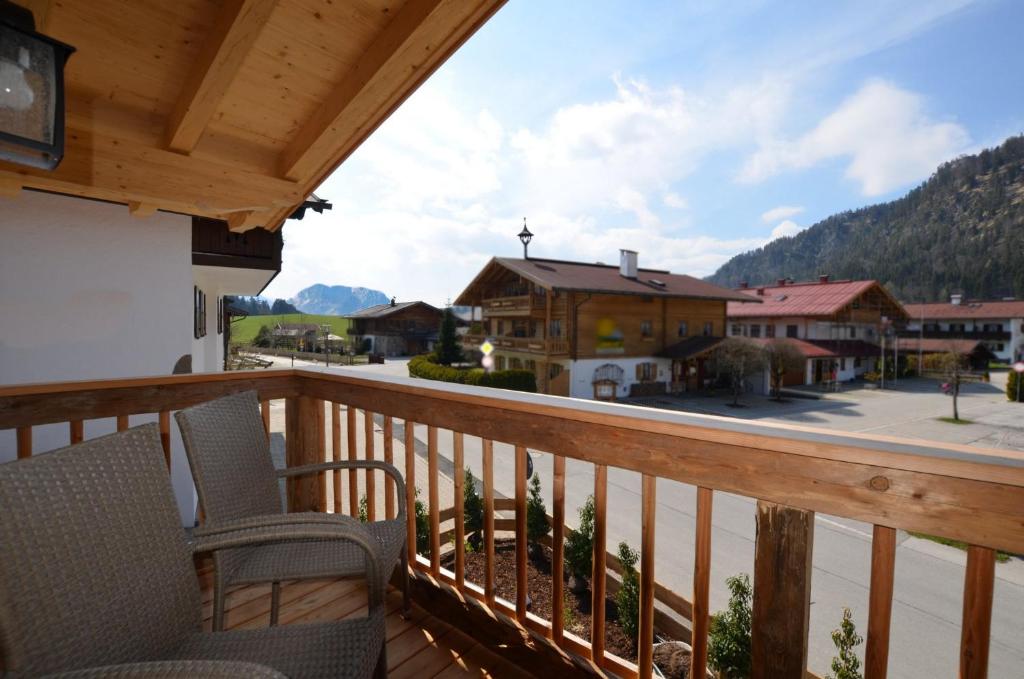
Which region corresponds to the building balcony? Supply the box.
[899,329,1012,342]
[480,294,548,317]
[462,333,569,355]
[1,369,1020,678]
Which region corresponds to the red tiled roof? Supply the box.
[727,280,903,318]
[455,257,758,304]
[902,300,1024,320]
[748,337,837,358]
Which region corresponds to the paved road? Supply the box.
[263,357,1024,677]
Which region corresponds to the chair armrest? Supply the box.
[192,513,359,537]
[190,522,385,609]
[277,460,407,520]
[43,660,288,678]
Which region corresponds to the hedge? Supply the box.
[407,355,537,392]
[1009,370,1023,402]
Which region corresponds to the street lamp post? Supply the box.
[518,218,533,259]
[1015,361,1024,403]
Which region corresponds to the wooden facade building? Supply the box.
[455,250,758,398]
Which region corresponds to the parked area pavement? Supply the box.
[262,359,1024,678]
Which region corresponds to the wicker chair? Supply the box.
[175,391,408,632]
[0,425,387,679]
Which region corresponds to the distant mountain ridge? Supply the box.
[707,135,1024,302]
[289,284,389,315]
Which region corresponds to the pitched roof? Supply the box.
[895,338,995,356]
[346,301,440,319]
[903,300,1024,320]
[727,279,905,319]
[748,337,838,359]
[455,257,758,304]
[656,336,725,359]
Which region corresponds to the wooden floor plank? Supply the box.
[195,573,526,677]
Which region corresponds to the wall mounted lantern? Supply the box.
[0,0,75,170]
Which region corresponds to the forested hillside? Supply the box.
[708,135,1024,301]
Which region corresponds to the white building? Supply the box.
[903,295,1024,364]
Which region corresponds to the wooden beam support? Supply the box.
[279,0,445,180]
[0,176,22,198]
[128,201,157,218]
[591,464,608,662]
[691,487,713,679]
[551,454,566,645]
[284,396,325,512]
[515,445,528,622]
[751,501,814,679]
[638,474,656,679]
[166,0,277,153]
[428,425,441,576]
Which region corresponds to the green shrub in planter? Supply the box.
[708,573,752,679]
[463,468,484,547]
[526,473,550,549]
[615,541,640,642]
[564,495,595,589]
[827,607,863,679]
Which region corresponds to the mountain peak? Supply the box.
[289,284,389,315]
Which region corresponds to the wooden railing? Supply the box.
[2,368,1023,679]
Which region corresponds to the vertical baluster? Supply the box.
[116,415,129,432]
[260,399,270,439]
[331,403,342,514]
[515,445,528,623]
[69,420,84,444]
[315,398,326,512]
[453,431,465,589]
[691,487,713,679]
[159,411,171,470]
[364,410,376,521]
[591,464,608,661]
[638,474,656,679]
[16,427,31,459]
[960,545,996,679]
[483,438,495,606]
[428,426,440,576]
[347,406,358,517]
[866,525,896,679]
[384,416,395,520]
[404,420,417,564]
[552,455,566,644]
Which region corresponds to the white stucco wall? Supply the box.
[0,191,201,524]
[568,356,672,400]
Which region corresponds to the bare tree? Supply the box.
[714,338,765,406]
[763,339,805,401]
[938,346,966,421]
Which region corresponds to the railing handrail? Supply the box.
[4,366,1023,556]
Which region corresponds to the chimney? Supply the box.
[619,249,638,279]
[819,274,830,284]
[776,278,786,287]
[739,281,749,289]
[390,296,396,307]
[950,293,962,306]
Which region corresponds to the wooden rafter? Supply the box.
[165,0,278,153]
[278,0,445,180]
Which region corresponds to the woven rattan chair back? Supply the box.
[175,390,282,522]
[0,424,201,676]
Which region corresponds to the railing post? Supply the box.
[285,395,325,512]
[960,545,996,679]
[751,500,814,679]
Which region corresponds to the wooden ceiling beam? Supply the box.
[165,0,278,153]
[278,0,445,180]
[0,126,302,219]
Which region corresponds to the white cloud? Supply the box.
[769,219,803,240]
[761,205,804,223]
[739,79,970,196]
[663,192,688,209]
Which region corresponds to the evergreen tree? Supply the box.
[615,541,640,643]
[564,495,595,587]
[463,468,484,547]
[434,307,462,365]
[526,474,550,547]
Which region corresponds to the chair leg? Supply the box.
[374,643,388,679]
[213,580,226,632]
[270,581,281,626]
[401,545,411,619]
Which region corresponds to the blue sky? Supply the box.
[264,0,1024,306]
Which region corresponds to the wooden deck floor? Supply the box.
[200,575,533,678]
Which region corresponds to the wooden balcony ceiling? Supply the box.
[2,0,504,231]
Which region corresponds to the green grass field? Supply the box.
[230,313,350,345]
